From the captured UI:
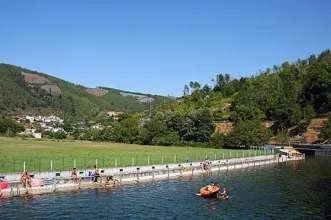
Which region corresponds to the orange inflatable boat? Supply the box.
[197,185,220,197]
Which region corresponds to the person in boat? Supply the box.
[206,182,215,190]
[71,168,78,184]
[94,165,101,183]
[21,170,32,188]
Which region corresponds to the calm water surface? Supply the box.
[1,157,331,219]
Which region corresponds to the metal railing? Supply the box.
[0,149,275,173]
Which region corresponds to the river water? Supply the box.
[1,157,331,219]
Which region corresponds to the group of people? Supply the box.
[201,182,230,199]
[71,166,119,188]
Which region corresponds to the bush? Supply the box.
[209,133,225,148]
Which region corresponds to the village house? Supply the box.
[20,128,42,139]
[107,111,123,121]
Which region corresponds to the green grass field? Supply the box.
[0,138,272,173]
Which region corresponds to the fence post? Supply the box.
[96,159,98,167]
[174,155,176,163]
[162,155,164,164]
[74,159,76,168]
[51,160,53,171]
[148,156,150,165]
[24,161,26,171]
[115,158,117,167]
[132,157,135,166]
[119,169,123,182]
[167,165,169,178]
[230,152,232,158]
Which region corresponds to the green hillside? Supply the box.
[98,87,169,113]
[0,64,170,119]
[147,49,331,146]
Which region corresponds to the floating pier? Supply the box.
[0,154,304,198]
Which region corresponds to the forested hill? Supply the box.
[151,49,331,145]
[0,64,170,119]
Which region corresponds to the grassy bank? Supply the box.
[0,138,272,173]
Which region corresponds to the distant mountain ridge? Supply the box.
[0,64,171,119]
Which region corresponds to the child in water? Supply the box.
[217,187,230,199]
[105,175,119,188]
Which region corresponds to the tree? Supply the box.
[320,117,331,142]
[224,73,230,84]
[225,120,270,148]
[202,84,211,93]
[182,108,215,142]
[62,120,73,133]
[193,81,201,90]
[0,118,24,134]
[183,85,189,96]
[276,130,290,144]
[210,133,225,148]
[115,116,141,144]
[189,81,194,93]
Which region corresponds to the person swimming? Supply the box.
[105,176,111,188]
[217,187,229,199]
[222,187,230,199]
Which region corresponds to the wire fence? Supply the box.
[0,149,275,173]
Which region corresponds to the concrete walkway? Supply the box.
[0,154,303,198]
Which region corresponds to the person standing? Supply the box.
[94,165,101,183]
[71,168,78,184]
[21,170,32,188]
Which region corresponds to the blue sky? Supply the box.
[0,0,330,96]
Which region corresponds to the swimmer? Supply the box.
[222,187,230,199]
